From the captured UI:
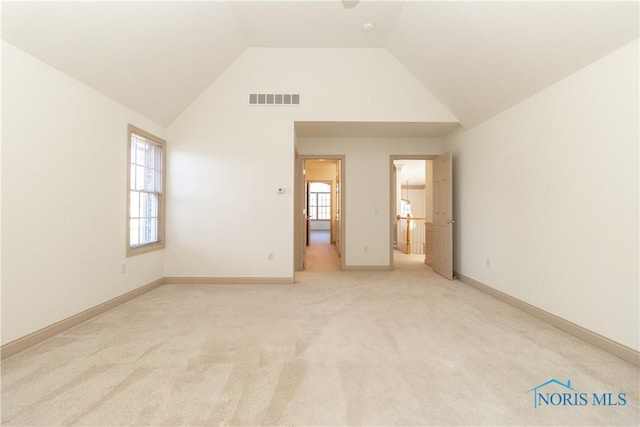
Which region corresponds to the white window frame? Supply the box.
[308,182,331,220]
[309,191,331,220]
[127,124,166,256]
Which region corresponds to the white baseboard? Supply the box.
[1,278,164,360]
[455,272,639,366]
[1,276,293,359]
[342,265,392,271]
[164,276,295,285]
[8,272,635,366]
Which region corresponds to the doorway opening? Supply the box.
[295,156,344,271]
[390,153,454,279]
[391,157,433,269]
[307,181,332,244]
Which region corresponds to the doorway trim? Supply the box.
[295,155,346,274]
[389,154,437,269]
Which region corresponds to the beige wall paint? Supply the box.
[1,42,165,345]
[165,48,455,277]
[305,160,337,182]
[403,188,425,218]
[443,39,639,350]
[297,138,442,267]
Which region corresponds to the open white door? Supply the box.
[432,152,454,280]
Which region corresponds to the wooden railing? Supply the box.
[396,214,426,254]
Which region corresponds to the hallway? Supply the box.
[305,231,341,271]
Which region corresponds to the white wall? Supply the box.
[443,40,639,350]
[165,48,455,277]
[297,138,441,266]
[403,188,425,218]
[1,42,165,345]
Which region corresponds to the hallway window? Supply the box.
[309,182,331,220]
[127,125,165,256]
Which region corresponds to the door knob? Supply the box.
[446,219,455,224]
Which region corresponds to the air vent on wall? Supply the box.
[249,93,300,105]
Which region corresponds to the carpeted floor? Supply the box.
[1,254,638,426]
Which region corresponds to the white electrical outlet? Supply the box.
[121,263,126,274]
[268,253,274,261]
[364,245,368,252]
[486,258,490,268]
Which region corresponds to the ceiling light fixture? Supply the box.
[342,0,359,9]
[362,22,375,32]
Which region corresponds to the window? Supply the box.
[127,125,165,256]
[308,182,331,220]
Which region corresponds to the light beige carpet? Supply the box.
[2,254,638,426]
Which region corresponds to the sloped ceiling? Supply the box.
[2,1,638,128]
[388,1,639,128]
[231,0,404,47]
[1,1,247,125]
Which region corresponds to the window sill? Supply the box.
[127,241,165,257]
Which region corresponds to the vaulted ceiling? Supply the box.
[2,1,638,128]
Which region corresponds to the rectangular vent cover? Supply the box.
[249,93,300,105]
